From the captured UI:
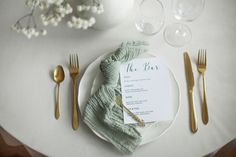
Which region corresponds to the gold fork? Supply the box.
[69,54,80,130]
[197,49,209,124]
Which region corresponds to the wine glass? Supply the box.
[135,0,165,35]
[164,0,205,47]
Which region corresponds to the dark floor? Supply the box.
[0,127,235,157]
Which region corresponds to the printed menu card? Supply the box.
[120,57,174,124]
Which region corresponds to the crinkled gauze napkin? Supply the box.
[83,41,148,154]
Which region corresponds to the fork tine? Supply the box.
[203,50,205,65]
[76,54,79,69]
[201,49,205,64]
[72,54,75,68]
[199,49,202,65]
[71,54,74,68]
[198,50,200,65]
[72,54,74,67]
[201,49,203,64]
[204,49,207,66]
[74,54,77,68]
[69,54,72,67]
[73,54,76,68]
[71,54,73,68]
[73,54,75,68]
[74,54,76,68]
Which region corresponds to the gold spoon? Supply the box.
[53,65,65,120]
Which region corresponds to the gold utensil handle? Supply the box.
[72,80,79,130]
[189,90,198,133]
[122,105,145,127]
[132,114,145,127]
[55,84,60,119]
[115,96,145,127]
[202,75,209,124]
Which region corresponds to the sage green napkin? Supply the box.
[83,41,148,154]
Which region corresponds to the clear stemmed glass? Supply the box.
[135,0,165,35]
[164,0,205,47]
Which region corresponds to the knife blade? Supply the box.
[184,52,198,133]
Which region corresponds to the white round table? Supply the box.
[1,0,236,156]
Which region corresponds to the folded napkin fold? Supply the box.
[83,41,148,154]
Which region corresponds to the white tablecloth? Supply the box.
[0,0,236,157]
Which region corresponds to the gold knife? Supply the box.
[184,52,198,133]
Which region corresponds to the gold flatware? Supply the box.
[69,54,80,130]
[116,96,145,127]
[53,65,65,120]
[184,52,198,133]
[197,49,209,124]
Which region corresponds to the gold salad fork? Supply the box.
[69,54,80,130]
[197,49,209,124]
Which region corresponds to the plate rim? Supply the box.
[78,52,181,145]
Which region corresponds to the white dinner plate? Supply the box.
[78,52,180,145]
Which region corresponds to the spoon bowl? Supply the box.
[53,65,65,119]
[54,65,65,83]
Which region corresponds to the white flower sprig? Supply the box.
[11,1,47,39]
[67,0,104,29]
[41,1,73,26]
[67,16,96,29]
[77,3,104,14]
[12,0,104,38]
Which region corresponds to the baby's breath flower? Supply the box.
[11,7,47,39]
[41,1,73,27]
[41,29,47,35]
[12,0,104,38]
[67,16,96,29]
[90,4,104,14]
